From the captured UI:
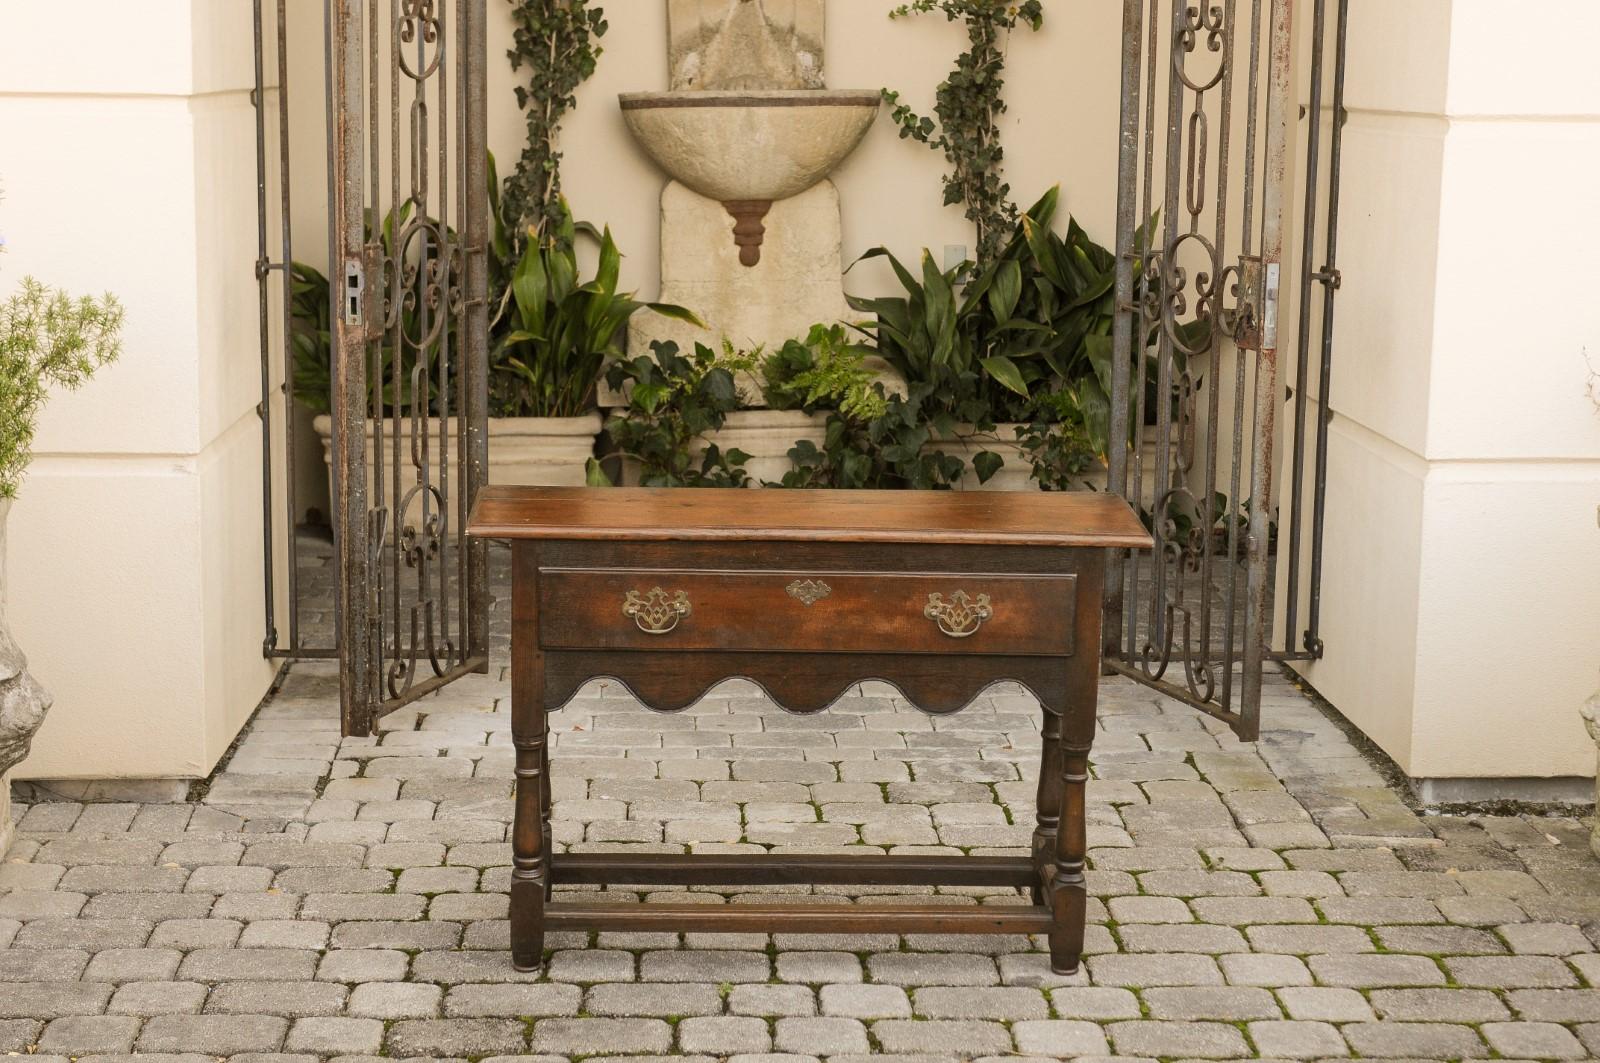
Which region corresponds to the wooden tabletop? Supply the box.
[468,486,1153,549]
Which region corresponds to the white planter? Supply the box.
[701,409,828,487]
[312,413,602,521]
[612,409,824,487]
[925,425,1187,497]
[0,499,54,855]
[923,424,1035,492]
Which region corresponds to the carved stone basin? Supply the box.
[620,89,880,265]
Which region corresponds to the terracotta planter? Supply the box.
[312,413,602,521]
[0,499,54,855]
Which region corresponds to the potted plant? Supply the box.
[844,187,1192,492]
[844,242,1035,490]
[598,339,754,487]
[0,276,122,850]
[487,190,700,482]
[705,323,883,486]
[294,172,699,500]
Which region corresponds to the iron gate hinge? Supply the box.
[1313,266,1343,290]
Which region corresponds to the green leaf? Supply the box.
[510,243,548,336]
[980,355,1029,398]
[988,258,1022,324]
[631,380,669,414]
[643,302,705,327]
[584,457,613,487]
[595,225,621,293]
[973,450,1004,484]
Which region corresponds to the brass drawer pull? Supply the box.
[623,587,692,635]
[924,591,993,638]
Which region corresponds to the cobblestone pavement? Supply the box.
[4,545,1600,1060]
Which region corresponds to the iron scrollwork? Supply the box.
[623,588,693,635]
[1105,0,1296,743]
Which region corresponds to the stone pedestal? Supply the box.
[1582,689,1600,858]
[0,780,11,854]
[0,499,53,855]
[620,178,868,405]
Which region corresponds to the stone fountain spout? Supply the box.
[621,0,883,393]
[675,0,825,92]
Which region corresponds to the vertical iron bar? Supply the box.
[438,3,453,669]
[1105,0,1146,660]
[463,0,490,667]
[253,0,279,657]
[331,0,373,737]
[1151,0,1188,668]
[1123,0,1160,670]
[1305,0,1348,657]
[1240,0,1296,742]
[386,0,401,697]
[276,0,300,653]
[1284,0,1327,654]
[1220,0,1264,711]
[1196,0,1238,676]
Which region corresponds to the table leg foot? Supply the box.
[1048,874,1085,977]
[510,877,545,972]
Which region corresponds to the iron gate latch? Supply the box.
[343,262,364,327]
[1234,256,1282,351]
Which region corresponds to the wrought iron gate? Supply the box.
[1103,0,1315,741]
[326,0,491,736]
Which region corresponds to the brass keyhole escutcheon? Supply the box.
[786,579,832,606]
[623,587,691,635]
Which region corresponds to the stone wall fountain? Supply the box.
[620,0,880,386]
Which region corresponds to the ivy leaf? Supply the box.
[973,450,1005,484]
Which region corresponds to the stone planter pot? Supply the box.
[925,425,1187,496]
[702,409,828,487]
[0,499,54,855]
[614,409,827,487]
[312,413,602,521]
[923,425,1034,492]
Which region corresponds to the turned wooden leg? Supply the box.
[1048,742,1090,974]
[540,728,553,901]
[1032,709,1064,906]
[511,706,548,970]
[509,543,547,972]
[1048,552,1105,974]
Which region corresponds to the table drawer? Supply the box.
[538,568,1077,656]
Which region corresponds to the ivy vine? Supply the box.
[503,0,608,249]
[884,0,1044,265]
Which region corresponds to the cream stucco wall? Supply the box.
[284,1,1127,302]
[0,1,279,781]
[1285,0,1600,788]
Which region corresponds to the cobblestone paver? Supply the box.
[5,545,1600,1059]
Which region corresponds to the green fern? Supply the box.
[0,278,123,498]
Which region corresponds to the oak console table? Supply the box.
[467,486,1151,973]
